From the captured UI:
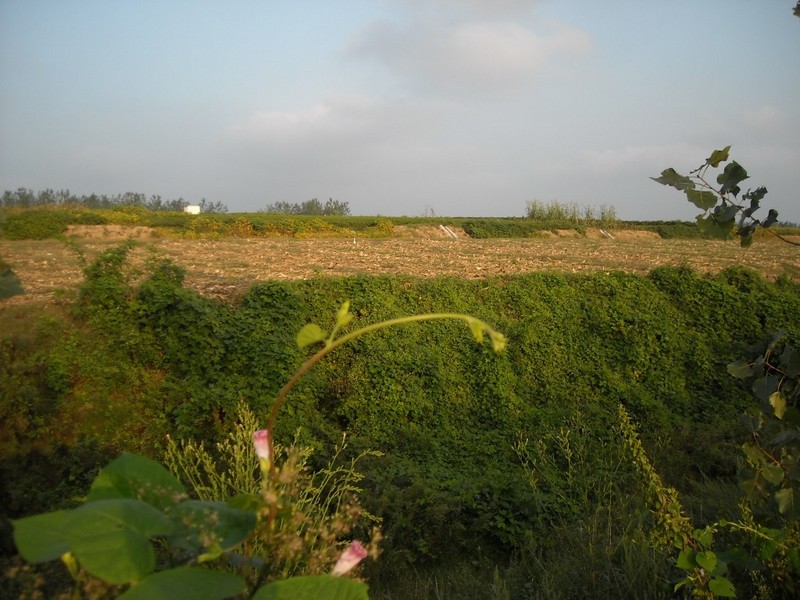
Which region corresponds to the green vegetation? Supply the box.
[264,198,351,216]
[525,199,617,227]
[0,204,715,241]
[2,242,800,597]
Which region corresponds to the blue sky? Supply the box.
[2,0,798,221]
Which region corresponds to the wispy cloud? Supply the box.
[348,10,592,95]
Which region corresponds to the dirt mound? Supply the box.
[393,225,466,238]
[609,230,662,240]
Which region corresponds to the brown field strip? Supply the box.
[1,230,798,304]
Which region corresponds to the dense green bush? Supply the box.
[3,245,800,596]
[1,210,70,239]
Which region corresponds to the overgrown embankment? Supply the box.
[1,244,799,597]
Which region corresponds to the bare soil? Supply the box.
[1,226,798,304]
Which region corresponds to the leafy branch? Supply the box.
[652,146,799,247]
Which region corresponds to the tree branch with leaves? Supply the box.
[652,146,799,247]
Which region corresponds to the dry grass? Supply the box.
[1,226,798,304]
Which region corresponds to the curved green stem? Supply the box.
[266,312,504,435]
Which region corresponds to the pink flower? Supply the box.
[331,540,368,576]
[252,429,272,464]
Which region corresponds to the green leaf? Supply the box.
[778,344,800,378]
[66,499,174,584]
[712,203,738,223]
[685,189,718,210]
[706,146,731,168]
[742,187,767,218]
[752,375,781,402]
[336,301,354,328]
[782,406,800,428]
[12,510,72,563]
[695,551,717,573]
[770,429,798,446]
[716,161,749,197]
[762,208,779,228]
[740,409,764,433]
[167,500,256,555]
[88,453,187,511]
[651,168,695,191]
[676,548,696,569]
[708,576,736,597]
[762,463,784,486]
[253,575,369,600]
[740,477,761,502]
[0,267,25,299]
[467,318,484,344]
[296,323,327,349]
[727,359,754,379]
[696,214,735,239]
[738,224,756,247]
[693,527,714,548]
[741,442,765,466]
[775,488,796,517]
[118,567,246,600]
[227,493,263,512]
[769,392,787,419]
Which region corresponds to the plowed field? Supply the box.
[1,226,798,304]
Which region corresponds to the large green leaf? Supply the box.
[775,488,796,517]
[741,442,765,467]
[695,551,717,574]
[66,499,174,584]
[762,463,784,486]
[88,453,187,511]
[696,214,735,239]
[752,375,781,402]
[769,392,787,419]
[676,548,696,569]
[167,500,257,556]
[708,576,736,598]
[651,168,695,191]
[12,510,72,563]
[716,161,748,196]
[297,323,327,349]
[685,189,718,211]
[706,146,731,168]
[253,575,369,600]
[779,344,800,378]
[118,567,246,600]
[726,359,754,379]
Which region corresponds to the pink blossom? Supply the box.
[252,429,272,463]
[331,540,368,576]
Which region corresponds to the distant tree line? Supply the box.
[0,188,227,213]
[264,198,350,216]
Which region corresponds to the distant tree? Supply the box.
[323,198,351,216]
[198,198,228,214]
[264,201,295,214]
[299,198,324,215]
[795,1,799,18]
[264,198,350,216]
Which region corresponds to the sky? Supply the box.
[1,1,799,221]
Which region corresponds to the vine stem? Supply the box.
[265,312,502,475]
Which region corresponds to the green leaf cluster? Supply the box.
[13,453,367,599]
[652,146,792,247]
